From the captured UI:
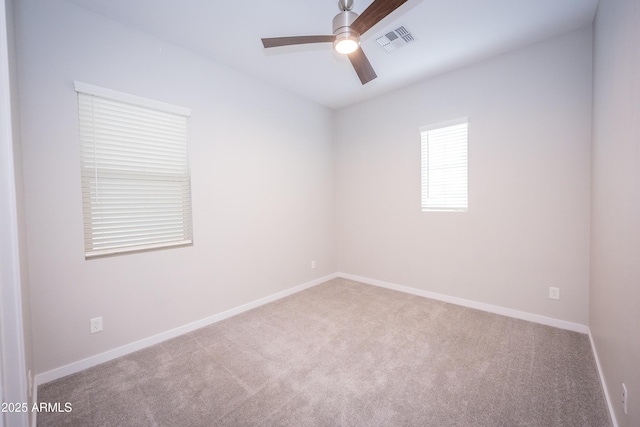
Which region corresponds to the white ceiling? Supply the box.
[63,0,598,109]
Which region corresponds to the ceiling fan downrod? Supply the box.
[338,0,354,11]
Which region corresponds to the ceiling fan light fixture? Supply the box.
[334,31,360,54]
[332,9,360,55]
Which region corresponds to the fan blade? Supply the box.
[348,48,377,85]
[351,0,408,35]
[262,35,335,48]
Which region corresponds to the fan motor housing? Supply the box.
[332,10,358,34]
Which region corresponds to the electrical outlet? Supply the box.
[311,260,316,269]
[90,316,103,334]
[548,287,560,300]
[622,383,628,415]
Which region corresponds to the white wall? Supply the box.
[590,0,640,425]
[14,0,335,374]
[335,28,592,325]
[14,0,611,387]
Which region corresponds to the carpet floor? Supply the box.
[38,278,611,426]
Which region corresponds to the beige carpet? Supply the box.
[38,278,611,426]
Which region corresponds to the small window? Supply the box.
[420,118,468,212]
[75,82,193,258]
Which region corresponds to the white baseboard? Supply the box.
[35,271,590,387]
[35,271,610,425]
[35,273,337,386]
[337,272,589,334]
[588,328,618,427]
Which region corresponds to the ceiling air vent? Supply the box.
[375,26,415,52]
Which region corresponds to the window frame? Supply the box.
[75,82,193,259]
[420,118,469,212]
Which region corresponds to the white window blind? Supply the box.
[76,82,193,258]
[420,119,468,212]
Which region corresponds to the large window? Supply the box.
[75,82,193,258]
[420,118,468,212]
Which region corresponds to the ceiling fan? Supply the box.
[261,0,408,85]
